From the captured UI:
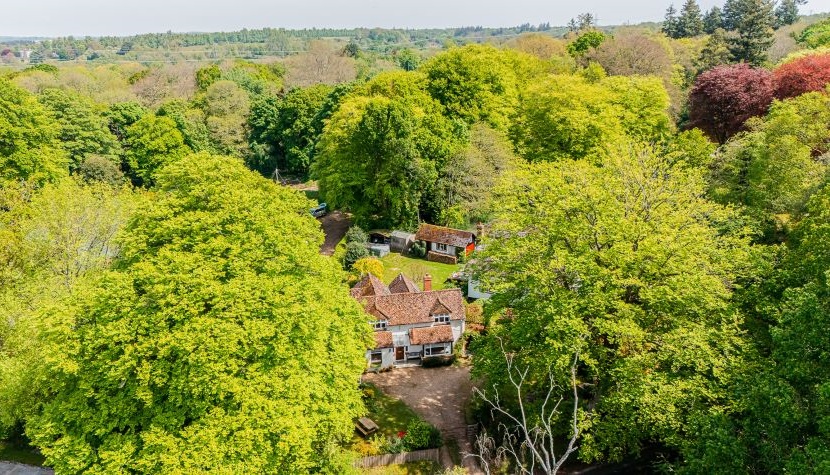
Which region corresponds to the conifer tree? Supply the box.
[678,0,705,37]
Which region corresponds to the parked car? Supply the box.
[310,202,327,217]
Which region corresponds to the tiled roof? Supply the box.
[350,274,391,299]
[358,288,464,326]
[409,325,454,345]
[389,273,420,294]
[415,224,475,248]
[373,331,393,349]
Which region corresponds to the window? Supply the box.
[433,314,450,324]
[372,320,387,331]
[436,243,448,252]
[424,344,449,356]
[370,351,383,363]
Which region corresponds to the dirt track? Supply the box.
[318,210,351,256]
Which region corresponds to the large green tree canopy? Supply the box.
[472,144,751,462]
[0,78,68,185]
[26,154,370,473]
[314,71,462,228]
[37,88,121,171]
[421,44,545,132]
[510,74,672,162]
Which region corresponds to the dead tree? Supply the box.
[465,341,582,475]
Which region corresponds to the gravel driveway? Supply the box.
[363,365,482,473]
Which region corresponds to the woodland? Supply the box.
[2,0,830,473]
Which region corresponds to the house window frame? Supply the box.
[424,344,449,356]
[372,320,387,331]
[433,314,450,324]
[436,242,448,252]
[370,350,383,363]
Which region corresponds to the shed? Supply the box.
[390,230,415,253]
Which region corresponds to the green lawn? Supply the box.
[363,460,443,474]
[352,383,424,456]
[362,383,422,439]
[0,441,45,466]
[380,253,461,291]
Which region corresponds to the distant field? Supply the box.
[380,253,461,291]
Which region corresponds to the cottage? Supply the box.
[351,273,465,369]
[414,224,476,264]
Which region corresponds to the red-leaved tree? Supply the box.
[773,53,830,100]
[688,64,774,143]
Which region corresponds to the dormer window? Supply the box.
[372,320,388,331]
[433,314,450,324]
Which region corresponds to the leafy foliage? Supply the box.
[773,53,830,100]
[37,88,121,171]
[314,72,461,228]
[25,154,370,473]
[511,74,671,162]
[0,78,68,185]
[688,64,774,143]
[124,114,192,185]
[473,145,751,463]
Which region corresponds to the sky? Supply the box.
[2,0,829,37]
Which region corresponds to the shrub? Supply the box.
[422,355,455,368]
[410,240,427,258]
[352,256,384,277]
[344,241,369,269]
[402,420,443,450]
[345,225,369,244]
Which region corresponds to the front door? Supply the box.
[395,347,405,361]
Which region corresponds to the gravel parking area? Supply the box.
[363,365,481,473]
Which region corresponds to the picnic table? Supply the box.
[355,417,379,437]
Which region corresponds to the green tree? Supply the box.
[677,0,704,37]
[314,73,461,227]
[0,178,137,437]
[473,144,750,463]
[26,154,370,473]
[437,124,517,226]
[38,88,121,171]
[724,0,776,65]
[510,74,671,162]
[567,30,607,58]
[125,114,191,186]
[248,85,333,178]
[196,80,251,157]
[775,0,806,28]
[683,188,830,473]
[663,4,681,38]
[0,78,68,185]
[703,6,725,34]
[421,44,539,132]
[695,28,732,73]
[709,92,830,239]
[195,64,221,90]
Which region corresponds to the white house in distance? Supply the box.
[351,273,465,369]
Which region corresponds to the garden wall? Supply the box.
[427,251,457,265]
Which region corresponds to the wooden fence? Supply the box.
[354,448,442,468]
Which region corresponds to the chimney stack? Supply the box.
[423,273,432,292]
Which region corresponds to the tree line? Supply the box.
[2,10,830,471]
